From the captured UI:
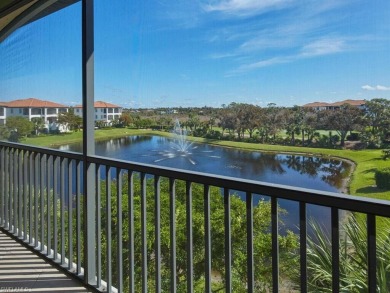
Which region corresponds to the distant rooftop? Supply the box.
[303,99,366,108]
[75,101,121,108]
[303,102,331,108]
[331,99,366,106]
[2,98,67,108]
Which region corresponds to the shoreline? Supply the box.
[45,131,356,195]
[23,129,389,201]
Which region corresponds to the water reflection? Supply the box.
[60,135,352,232]
[63,135,350,192]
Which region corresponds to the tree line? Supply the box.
[127,98,390,149]
[0,111,83,141]
[1,98,389,149]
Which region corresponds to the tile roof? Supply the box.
[332,99,366,106]
[75,101,121,108]
[303,99,366,108]
[5,98,67,108]
[303,102,330,107]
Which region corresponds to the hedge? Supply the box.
[375,167,390,190]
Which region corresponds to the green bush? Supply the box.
[204,130,222,139]
[301,214,390,292]
[383,149,390,160]
[375,167,390,190]
[346,132,360,141]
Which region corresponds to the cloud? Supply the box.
[376,85,390,91]
[239,35,293,52]
[299,37,346,57]
[237,56,293,70]
[362,85,390,91]
[203,0,292,17]
[200,0,384,79]
[362,85,376,91]
[229,37,348,75]
[209,52,238,59]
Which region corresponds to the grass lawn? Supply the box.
[23,128,162,147]
[23,128,390,201]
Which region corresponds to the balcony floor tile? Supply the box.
[0,230,93,293]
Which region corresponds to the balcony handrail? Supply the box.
[0,140,84,160]
[1,140,389,217]
[89,155,390,216]
[1,140,388,292]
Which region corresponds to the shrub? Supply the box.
[204,130,222,139]
[8,131,19,142]
[360,131,381,149]
[301,215,390,292]
[346,132,360,141]
[243,136,259,143]
[192,128,207,137]
[382,149,390,160]
[375,167,390,190]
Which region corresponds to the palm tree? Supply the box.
[301,214,390,292]
[31,117,45,135]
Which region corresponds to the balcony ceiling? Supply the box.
[0,0,79,42]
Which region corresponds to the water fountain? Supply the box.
[152,119,219,165]
[170,119,195,153]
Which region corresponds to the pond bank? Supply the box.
[23,128,389,200]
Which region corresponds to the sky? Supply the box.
[0,0,390,108]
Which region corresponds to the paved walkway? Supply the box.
[0,230,93,293]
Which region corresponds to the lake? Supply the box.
[59,135,352,231]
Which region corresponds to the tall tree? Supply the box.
[284,106,303,145]
[301,109,318,145]
[119,112,133,127]
[264,103,285,142]
[233,103,260,139]
[186,113,201,132]
[31,117,45,135]
[327,104,365,147]
[6,116,34,139]
[57,111,83,131]
[0,126,10,141]
[364,98,390,138]
[218,108,237,136]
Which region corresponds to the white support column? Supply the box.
[82,0,96,286]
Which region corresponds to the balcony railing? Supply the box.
[0,140,389,293]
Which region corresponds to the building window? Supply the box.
[31,108,42,115]
[47,108,56,115]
